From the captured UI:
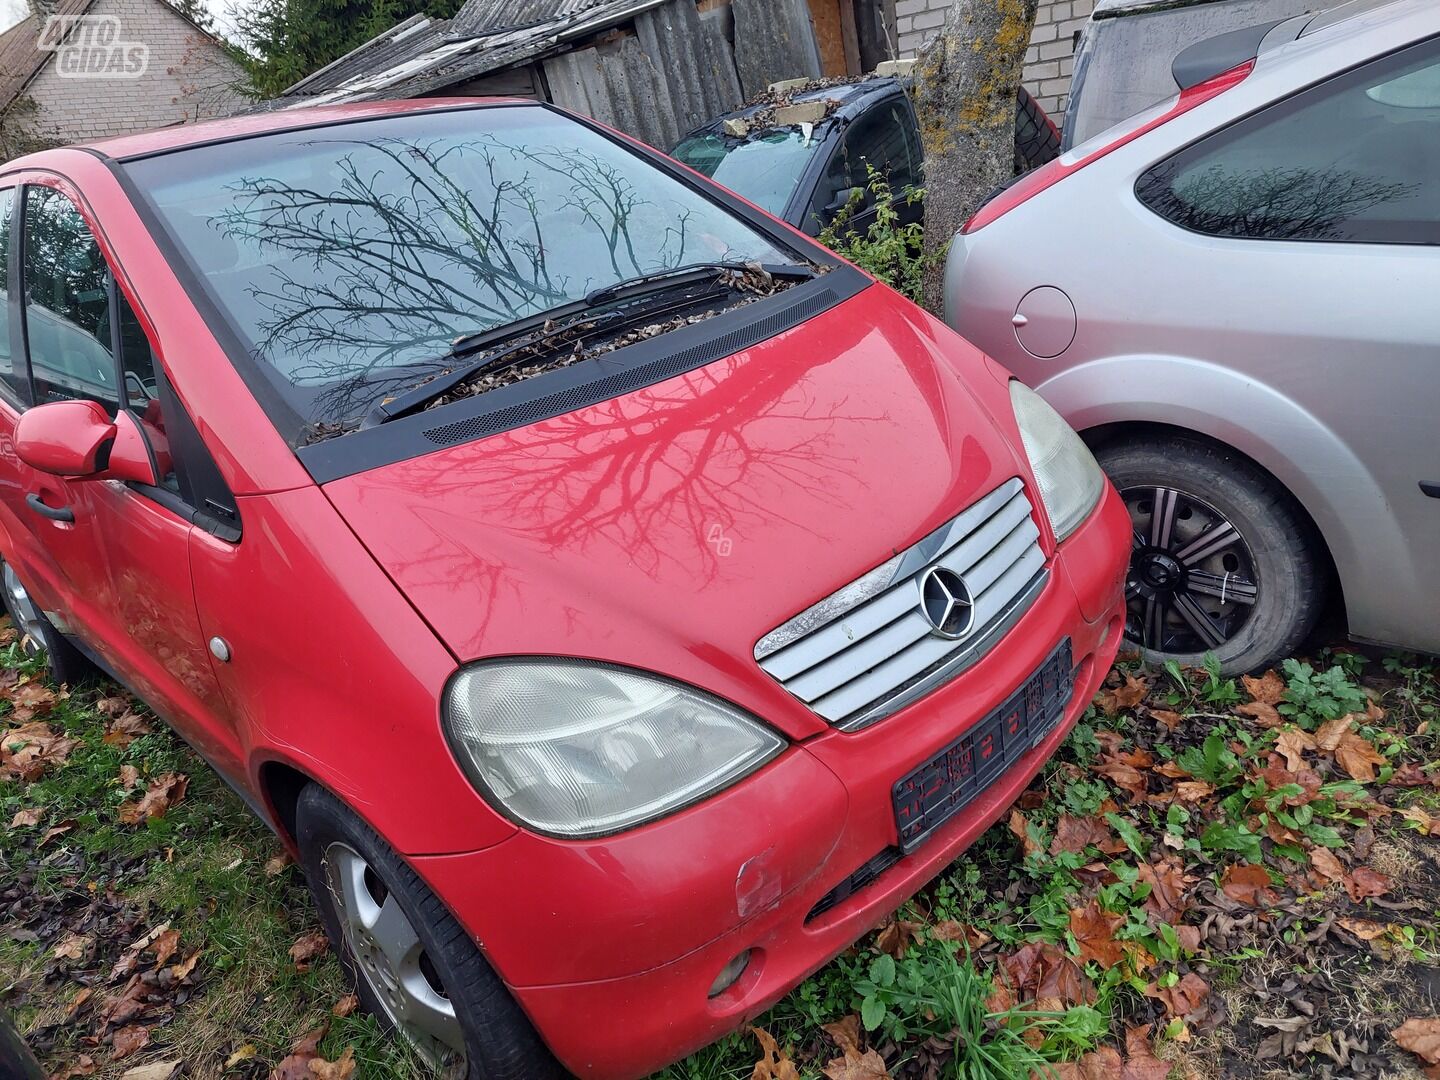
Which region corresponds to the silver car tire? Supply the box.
[1095,437,1327,675]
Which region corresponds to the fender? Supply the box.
[1033,353,1424,649]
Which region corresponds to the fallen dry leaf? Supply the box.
[53,931,90,961]
[1008,809,1044,858]
[1144,971,1210,1018]
[270,1026,329,1080]
[331,993,360,1018]
[1335,732,1387,782]
[1050,815,1120,856]
[1274,727,1317,772]
[1149,709,1185,731]
[1003,941,1096,1006]
[874,918,923,960]
[118,764,140,789]
[117,773,188,825]
[1070,901,1125,970]
[1098,674,1150,716]
[1122,1024,1172,1080]
[39,819,75,846]
[8,806,43,828]
[65,987,94,1018]
[1315,714,1355,752]
[821,1015,891,1080]
[265,852,294,876]
[1344,866,1392,902]
[150,928,181,968]
[289,929,330,971]
[102,712,154,749]
[1402,806,1435,835]
[1221,863,1278,907]
[50,1053,97,1078]
[1,721,78,781]
[1309,847,1345,884]
[1339,917,1391,941]
[1235,701,1283,728]
[309,1047,357,1080]
[170,949,201,982]
[750,1026,802,1080]
[1137,857,1191,923]
[1174,780,1216,802]
[1393,1018,1440,1065]
[118,1064,179,1080]
[111,1024,150,1061]
[1243,670,1287,705]
[225,1045,258,1068]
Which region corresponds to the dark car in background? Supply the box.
[671,76,1060,238]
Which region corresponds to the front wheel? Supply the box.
[294,785,566,1080]
[1094,438,1326,675]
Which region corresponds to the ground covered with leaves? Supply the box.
[2,627,1438,1079]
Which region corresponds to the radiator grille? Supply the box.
[755,479,1047,731]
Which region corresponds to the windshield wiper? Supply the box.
[361,261,816,429]
[583,261,815,306]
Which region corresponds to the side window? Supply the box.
[811,102,921,224]
[1137,38,1440,245]
[0,189,17,400]
[22,186,119,412]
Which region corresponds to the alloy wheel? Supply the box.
[1121,485,1259,655]
[3,564,48,658]
[322,841,467,1072]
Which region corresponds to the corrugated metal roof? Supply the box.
[446,0,618,38]
[280,0,672,100]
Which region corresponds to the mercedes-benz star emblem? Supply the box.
[918,566,975,639]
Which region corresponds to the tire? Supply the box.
[294,784,567,1080]
[0,558,96,687]
[1095,437,1326,675]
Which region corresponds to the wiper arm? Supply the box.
[360,261,815,430]
[583,261,815,307]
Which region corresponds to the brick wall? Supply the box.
[25,0,247,144]
[894,0,1092,127]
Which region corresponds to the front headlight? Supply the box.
[443,659,786,838]
[1009,380,1106,542]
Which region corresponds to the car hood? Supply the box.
[323,285,1033,740]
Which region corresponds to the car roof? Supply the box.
[677,76,904,142]
[1298,0,1415,37]
[57,97,530,161]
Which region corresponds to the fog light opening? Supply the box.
[708,950,752,998]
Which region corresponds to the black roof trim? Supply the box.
[1172,18,1287,90]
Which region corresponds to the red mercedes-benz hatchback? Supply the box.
[0,100,1128,1078]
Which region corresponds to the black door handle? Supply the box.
[26,493,75,523]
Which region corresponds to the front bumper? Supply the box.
[412,485,1130,1079]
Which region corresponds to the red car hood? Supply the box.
[323,286,1034,740]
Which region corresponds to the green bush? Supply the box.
[817,165,929,303]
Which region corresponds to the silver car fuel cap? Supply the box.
[1012,286,1077,359]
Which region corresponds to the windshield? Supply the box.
[672,128,821,215]
[122,106,800,441]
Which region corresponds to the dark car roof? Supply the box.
[676,76,906,143]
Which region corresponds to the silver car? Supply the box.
[945,0,1440,674]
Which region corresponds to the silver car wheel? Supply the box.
[1122,485,1259,654]
[3,564,48,658]
[322,841,467,1071]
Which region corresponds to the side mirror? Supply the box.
[14,401,158,486]
[825,185,866,214]
[15,400,116,477]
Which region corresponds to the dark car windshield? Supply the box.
[122,106,800,442]
[671,128,821,215]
